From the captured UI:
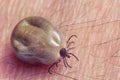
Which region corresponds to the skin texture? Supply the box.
[0,0,120,80]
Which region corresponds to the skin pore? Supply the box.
[0,0,120,80]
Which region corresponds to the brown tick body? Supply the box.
[11,16,79,74]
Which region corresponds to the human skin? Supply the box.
[0,0,120,80]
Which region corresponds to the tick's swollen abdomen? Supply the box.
[11,16,66,64]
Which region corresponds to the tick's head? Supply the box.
[59,47,79,68]
[60,48,70,58]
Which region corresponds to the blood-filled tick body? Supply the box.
[11,17,66,65]
[11,16,79,74]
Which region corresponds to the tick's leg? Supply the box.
[67,47,76,52]
[63,58,67,68]
[48,62,59,74]
[67,41,75,48]
[48,63,56,74]
[68,53,79,61]
[56,59,61,67]
[67,35,77,43]
[48,59,61,74]
[64,58,72,68]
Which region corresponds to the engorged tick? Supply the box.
[11,16,79,80]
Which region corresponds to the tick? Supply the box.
[11,16,79,74]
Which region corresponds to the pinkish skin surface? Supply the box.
[0,0,120,80]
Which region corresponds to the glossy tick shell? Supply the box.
[11,16,66,65]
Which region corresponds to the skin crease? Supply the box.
[0,0,120,80]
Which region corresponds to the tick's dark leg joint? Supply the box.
[66,54,70,58]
